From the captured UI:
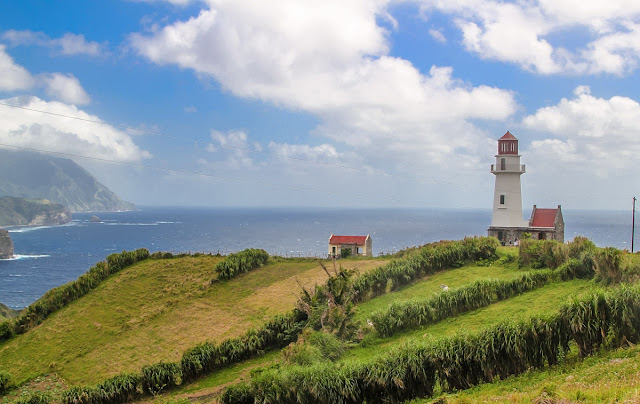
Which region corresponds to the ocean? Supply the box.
[0,207,633,309]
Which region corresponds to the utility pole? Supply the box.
[633,197,636,253]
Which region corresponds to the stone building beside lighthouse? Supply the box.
[487,132,564,244]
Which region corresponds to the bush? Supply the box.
[95,373,142,403]
[141,362,181,395]
[594,247,623,285]
[16,392,51,404]
[282,330,346,365]
[518,239,566,269]
[0,370,12,394]
[214,249,269,281]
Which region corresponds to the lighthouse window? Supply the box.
[500,195,505,205]
[500,158,506,170]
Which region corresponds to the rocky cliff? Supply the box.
[0,229,14,259]
[0,196,72,227]
[0,149,135,212]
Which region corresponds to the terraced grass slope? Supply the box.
[4,237,637,404]
[0,255,385,386]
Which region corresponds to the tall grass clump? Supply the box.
[141,362,182,395]
[371,271,555,337]
[352,237,499,302]
[214,248,269,281]
[594,247,623,285]
[1,249,150,343]
[0,370,12,394]
[518,236,598,271]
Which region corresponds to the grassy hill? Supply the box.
[2,237,640,403]
[0,254,385,386]
[0,303,20,323]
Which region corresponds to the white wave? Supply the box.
[156,221,182,224]
[104,222,158,226]
[7,222,76,233]
[0,254,51,261]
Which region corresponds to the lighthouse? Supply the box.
[490,131,528,228]
[487,131,565,244]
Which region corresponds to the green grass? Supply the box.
[0,255,385,386]
[354,263,521,324]
[413,344,640,403]
[346,279,595,362]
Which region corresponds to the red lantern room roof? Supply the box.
[498,131,518,155]
[499,131,517,140]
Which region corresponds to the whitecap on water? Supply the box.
[0,254,51,261]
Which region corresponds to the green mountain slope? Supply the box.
[0,196,71,226]
[0,149,134,212]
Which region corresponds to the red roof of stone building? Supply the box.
[531,209,558,227]
[499,131,517,140]
[329,235,368,245]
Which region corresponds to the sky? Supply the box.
[0,0,639,211]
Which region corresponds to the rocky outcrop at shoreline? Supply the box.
[0,229,14,259]
[0,196,72,227]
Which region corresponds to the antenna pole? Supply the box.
[633,197,636,253]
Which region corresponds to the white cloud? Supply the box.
[0,96,150,162]
[419,0,640,75]
[520,87,640,207]
[1,30,104,56]
[267,142,343,162]
[428,28,447,44]
[130,0,516,176]
[208,129,254,168]
[0,45,34,91]
[0,46,91,105]
[40,73,91,105]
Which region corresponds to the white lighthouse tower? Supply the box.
[488,132,529,243]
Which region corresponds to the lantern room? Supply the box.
[497,131,518,155]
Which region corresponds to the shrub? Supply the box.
[95,373,142,403]
[518,239,566,269]
[141,362,182,395]
[282,330,346,365]
[0,370,12,394]
[16,392,51,404]
[214,249,269,281]
[594,247,623,285]
[62,386,98,404]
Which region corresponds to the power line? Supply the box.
[0,100,483,189]
[0,142,428,205]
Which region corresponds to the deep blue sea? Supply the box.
[0,207,633,309]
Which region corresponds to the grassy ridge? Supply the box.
[0,255,384,386]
